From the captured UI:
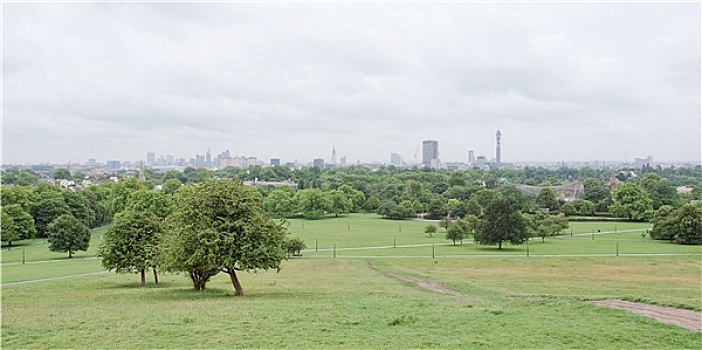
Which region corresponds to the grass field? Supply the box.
[1,214,700,348]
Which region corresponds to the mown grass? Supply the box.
[1,228,106,264]
[2,215,700,348]
[2,257,700,349]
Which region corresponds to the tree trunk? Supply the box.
[68,250,73,258]
[152,268,159,284]
[228,270,245,296]
[140,269,146,286]
[498,241,502,250]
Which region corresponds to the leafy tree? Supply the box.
[640,173,678,210]
[438,217,452,231]
[161,178,183,195]
[264,188,297,218]
[446,219,470,245]
[124,189,173,220]
[1,168,19,184]
[474,198,528,249]
[109,177,147,216]
[99,210,161,285]
[1,185,37,212]
[466,189,500,216]
[536,188,559,211]
[1,211,19,246]
[285,237,306,257]
[610,183,654,221]
[338,184,366,212]
[583,178,610,206]
[364,195,381,212]
[672,204,702,245]
[425,224,437,237]
[649,205,676,241]
[1,204,35,246]
[295,188,329,219]
[326,190,351,217]
[63,190,95,228]
[47,214,90,258]
[53,168,71,180]
[377,200,397,218]
[32,194,71,237]
[16,169,38,186]
[526,211,569,242]
[426,197,448,219]
[160,181,288,294]
[390,200,415,220]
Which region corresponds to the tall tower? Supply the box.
[422,140,439,168]
[331,146,337,165]
[496,130,502,164]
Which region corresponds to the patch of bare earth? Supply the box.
[385,273,463,297]
[592,300,701,332]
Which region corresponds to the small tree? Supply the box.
[160,181,288,295]
[1,204,35,247]
[425,224,437,237]
[474,198,528,249]
[673,204,702,245]
[438,217,452,232]
[47,214,90,258]
[99,210,161,286]
[285,237,307,257]
[446,219,470,245]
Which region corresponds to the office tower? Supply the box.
[206,149,212,167]
[496,130,502,164]
[106,160,121,170]
[270,158,281,166]
[146,152,155,166]
[390,153,403,166]
[331,146,337,165]
[422,140,439,168]
[313,158,325,168]
[340,156,346,166]
[468,150,475,163]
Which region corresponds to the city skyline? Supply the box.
[3,3,700,165]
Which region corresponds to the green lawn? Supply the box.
[2,215,700,349]
[1,228,106,264]
[2,257,699,349]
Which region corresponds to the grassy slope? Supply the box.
[2,256,701,349]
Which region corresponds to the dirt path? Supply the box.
[367,262,463,297]
[592,300,701,332]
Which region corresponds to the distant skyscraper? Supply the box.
[206,149,212,167]
[146,152,155,166]
[331,146,337,165]
[422,140,439,168]
[270,158,281,166]
[313,158,325,168]
[468,150,475,163]
[390,153,403,166]
[106,160,121,170]
[496,130,502,164]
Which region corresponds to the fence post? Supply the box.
[315,239,318,252]
[592,230,594,241]
[432,244,435,259]
[393,237,396,248]
[616,242,619,257]
[22,248,26,264]
[526,240,530,257]
[333,244,336,258]
[348,221,350,230]
[399,223,402,232]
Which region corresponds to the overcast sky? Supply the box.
[2,2,700,165]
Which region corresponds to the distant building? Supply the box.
[496,130,502,164]
[422,140,439,168]
[106,160,121,170]
[331,146,337,166]
[468,150,475,163]
[390,153,403,166]
[270,158,281,166]
[313,158,325,168]
[340,156,346,166]
[146,152,156,166]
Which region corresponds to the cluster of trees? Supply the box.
[99,180,290,294]
[649,204,702,245]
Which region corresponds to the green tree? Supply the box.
[32,194,71,237]
[161,178,183,195]
[326,190,351,217]
[390,200,415,220]
[47,214,90,258]
[446,219,470,245]
[672,204,702,245]
[264,188,297,218]
[63,190,95,228]
[536,188,559,211]
[124,189,173,220]
[583,178,610,208]
[160,181,288,294]
[649,205,676,242]
[1,204,36,246]
[425,224,437,237]
[640,173,677,210]
[16,169,38,186]
[53,168,71,180]
[295,188,328,219]
[285,237,307,257]
[474,198,528,249]
[610,183,654,221]
[99,210,161,285]
[438,217,452,231]
[526,211,569,242]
